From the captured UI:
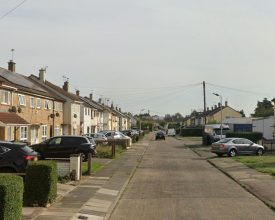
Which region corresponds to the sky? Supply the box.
[1,0,275,117]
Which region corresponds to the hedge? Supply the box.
[24,160,57,207]
[0,175,23,220]
[226,132,263,143]
[181,128,203,137]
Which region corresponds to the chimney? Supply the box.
[225,101,228,106]
[63,81,69,92]
[8,60,16,72]
[76,90,80,96]
[215,105,217,109]
[211,107,213,110]
[39,68,46,82]
[119,108,121,112]
[89,93,93,101]
[218,102,221,107]
[98,98,102,104]
[111,102,114,109]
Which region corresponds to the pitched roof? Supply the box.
[29,75,81,102]
[0,67,55,98]
[0,112,30,125]
[80,97,104,110]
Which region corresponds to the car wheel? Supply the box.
[256,148,264,156]
[228,149,237,157]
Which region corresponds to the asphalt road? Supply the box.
[109,136,275,220]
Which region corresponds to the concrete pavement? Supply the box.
[184,137,275,211]
[109,136,275,219]
[22,136,149,220]
[23,135,275,219]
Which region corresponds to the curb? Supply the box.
[104,143,149,220]
[207,159,275,211]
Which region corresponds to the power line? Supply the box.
[0,0,28,21]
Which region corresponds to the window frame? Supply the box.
[18,94,26,106]
[20,126,28,141]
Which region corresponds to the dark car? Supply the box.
[155,131,165,140]
[0,141,38,173]
[30,136,96,161]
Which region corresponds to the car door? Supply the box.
[45,137,62,158]
[232,139,246,154]
[0,145,11,167]
[243,139,255,154]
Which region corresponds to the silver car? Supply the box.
[211,138,265,157]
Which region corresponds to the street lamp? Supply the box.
[213,93,223,137]
[139,109,145,131]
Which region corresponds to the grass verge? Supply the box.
[82,161,103,175]
[234,156,275,177]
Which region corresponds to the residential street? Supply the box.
[109,136,275,220]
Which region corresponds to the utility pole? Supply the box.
[203,81,206,124]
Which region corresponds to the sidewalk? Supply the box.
[183,137,275,210]
[22,136,150,220]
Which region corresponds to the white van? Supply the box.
[203,124,230,145]
[167,128,176,137]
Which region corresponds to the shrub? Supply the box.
[24,160,57,207]
[0,175,23,220]
[226,132,263,143]
[181,128,203,137]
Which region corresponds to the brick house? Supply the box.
[29,71,83,136]
[0,61,64,144]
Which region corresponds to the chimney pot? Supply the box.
[98,98,102,104]
[76,90,80,96]
[225,101,228,106]
[8,60,16,72]
[39,68,46,82]
[89,93,93,101]
[63,81,69,92]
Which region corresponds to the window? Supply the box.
[42,125,47,141]
[20,126,28,141]
[0,146,11,155]
[59,103,63,111]
[44,100,51,110]
[0,90,11,104]
[55,125,61,136]
[30,97,35,108]
[49,137,62,145]
[54,102,59,111]
[36,98,41,109]
[18,94,26,106]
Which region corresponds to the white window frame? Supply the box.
[18,94,26,106]
[59,103,63,112]
[54,102,59,111]
[30,96,35,108]
[54,125,60,136]
[20,126,28,141]
[36,98,41,109]
[42,125,47,141]
[0,90,11,105]
[44,100,51,110]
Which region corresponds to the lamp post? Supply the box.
[139,109,145,131]
[213,93,223,137]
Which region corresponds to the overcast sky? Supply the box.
[1,0,275,116]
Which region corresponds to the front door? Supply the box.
[31,127,40,144]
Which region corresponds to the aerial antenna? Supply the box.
[62,75,69,82]
[11,49,15,60]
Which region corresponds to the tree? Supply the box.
[251,98,274,117]
[239,110,245,117]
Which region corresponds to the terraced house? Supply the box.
[0,60,64,144]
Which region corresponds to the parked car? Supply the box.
[84,133,108,145]
[211,138,265,157]
[30,136,96,161]
[121,130,139,138]
[0,141,38,173]
[99,131,130,140]
[155,131,165,140]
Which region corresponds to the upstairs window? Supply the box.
[36,98,41,109]
[44,100,51,110]
[30,97,35,108]
[0,90,11,105]
[18,94,26,106]
[54,101,59,111]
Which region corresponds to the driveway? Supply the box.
[109,136,275,220]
